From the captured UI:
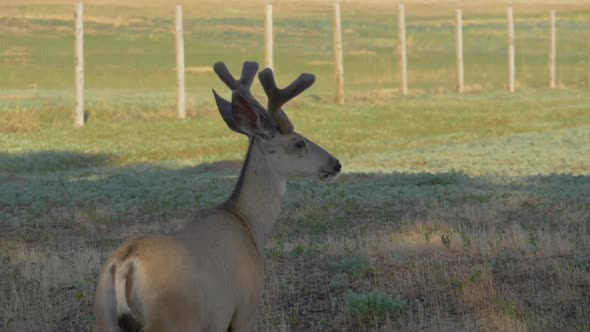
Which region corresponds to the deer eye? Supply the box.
[295,139,306,149]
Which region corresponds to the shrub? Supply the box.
[336,255,372,277]
[344,290,405,323]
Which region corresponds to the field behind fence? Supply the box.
[3,0,590,121]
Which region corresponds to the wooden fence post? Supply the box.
[333,2,344,104]
[507,7,515,92]
[265,3,273,70]
[456,9,464,93]
[549,10,556,89]
[398,4,408,95]
[175,5,186,119]
[74,1,84,127]
[587,27,590,88]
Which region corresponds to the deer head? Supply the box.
[212,61,341,181]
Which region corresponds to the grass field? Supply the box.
[1,1,590,331]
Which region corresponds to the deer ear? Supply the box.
[213,89,246,135]
[231,91,273,138]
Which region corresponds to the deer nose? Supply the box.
[333,160,342,173]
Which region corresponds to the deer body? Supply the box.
[94,61,341,332]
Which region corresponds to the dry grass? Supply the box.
[5,0,590,19]
[1,173,589,331]
[0,108,40,133]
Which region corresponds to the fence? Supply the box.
[1,2,589,127]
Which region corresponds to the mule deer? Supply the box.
[94,61,341,332]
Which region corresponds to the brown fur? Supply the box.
[95,137,339,331]
[94,187,274,331]
[94,63,341,332]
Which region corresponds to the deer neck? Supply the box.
[224,138,286,253]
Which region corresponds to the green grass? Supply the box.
[345,290,405,324]
[1,1,590,331]
[1,90,589,174]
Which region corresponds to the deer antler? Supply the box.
[213,61,316,135]
[213,61,266,111]
[258,68,316,134]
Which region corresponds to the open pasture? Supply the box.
[1,1,590,331]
